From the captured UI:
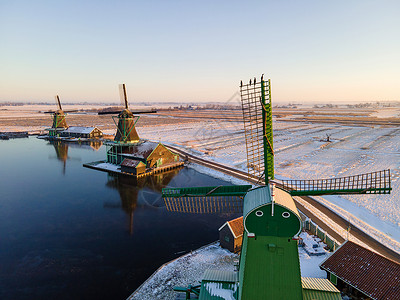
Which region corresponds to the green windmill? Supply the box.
[46,95,69,138]
[162,76,391,300]
[105,84,142,165]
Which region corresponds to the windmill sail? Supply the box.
[162,185,251,213]
[56,95,62,110]
[281,169,391,196]
[119,83,129,109]
[241,78,274,184]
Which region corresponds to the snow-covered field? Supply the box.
[1,105,399,253]
[138,117,400,254]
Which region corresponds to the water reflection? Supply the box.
[105,168,181,234]
[164,195,244,214]
[50,141,69,174]
[0,138,242,300]
[49,140,102,174]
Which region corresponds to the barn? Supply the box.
[107,141,179,168]
[320,240,400,299]
[219,216,244,253]
[60,126,103,139]
[120,159,146,176]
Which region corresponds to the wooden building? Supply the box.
[120,159,146,176]
[320,240,400,299]
[60,126,103,139]
[107,141,179,168]
[219,216,244,253]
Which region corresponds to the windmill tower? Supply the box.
[52,95,68,129]
[106,84,143,165]
[163,75,392,300]
[45,95,68,138]
[113,84,140,143]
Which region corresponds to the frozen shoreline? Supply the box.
[128,234,330,300]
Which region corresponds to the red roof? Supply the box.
[219,216,244,238]
[320,240,400,300]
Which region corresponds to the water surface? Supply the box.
[0,138,240,300]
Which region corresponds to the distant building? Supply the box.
[219,216,244,253]
[320,240,400,299]
[60,126,103,139]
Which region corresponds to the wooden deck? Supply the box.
[83,160,185,178]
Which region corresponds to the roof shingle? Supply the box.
[320,240,400,300]
[227,217,244,238]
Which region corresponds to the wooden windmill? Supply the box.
[113,84,140,143]
[44,95,69,138]
[52,95,68,129]
[163,75,392,300]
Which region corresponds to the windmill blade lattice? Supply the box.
[240,78,274,184]
[280,169,391,196]
[162,185,251,213]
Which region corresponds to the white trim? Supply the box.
[218,222,227,232]
[244,203,302,237]
[218,221,244,240]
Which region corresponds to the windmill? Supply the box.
[53,95,68,128]
[45,95,69,138]
[105,84,145,165]
[98,83,157,143]
[112,84,140,143]
[163,75,391,299]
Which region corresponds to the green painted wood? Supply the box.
[244,203,301,237]
[242,186,271,218]
[238,234,303,300]
[289,188,392,196]
[261,79,274,182]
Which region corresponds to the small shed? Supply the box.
[61,126,103,138]
[120,159,146,176]
[219,216,244,253]
[320,240,400,299]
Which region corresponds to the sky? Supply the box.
[1,0,399,103]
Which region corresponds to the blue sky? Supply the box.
[1,0,399,103]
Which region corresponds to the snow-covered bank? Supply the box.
[128,234,331,300]
[127,242,238,300]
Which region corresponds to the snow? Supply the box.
[300,232,328,256]
[94,162,120,172]
[128,234,331,299]
[138,117,400,255]
[205,282,236,300]
[127,242,238,300]
[370,108,400,118]
[63,126,96,134]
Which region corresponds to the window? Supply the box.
[330,273,337,285]
[255,210,263,217]
[282,212,290,218]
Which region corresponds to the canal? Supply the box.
[0,138,240,300]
